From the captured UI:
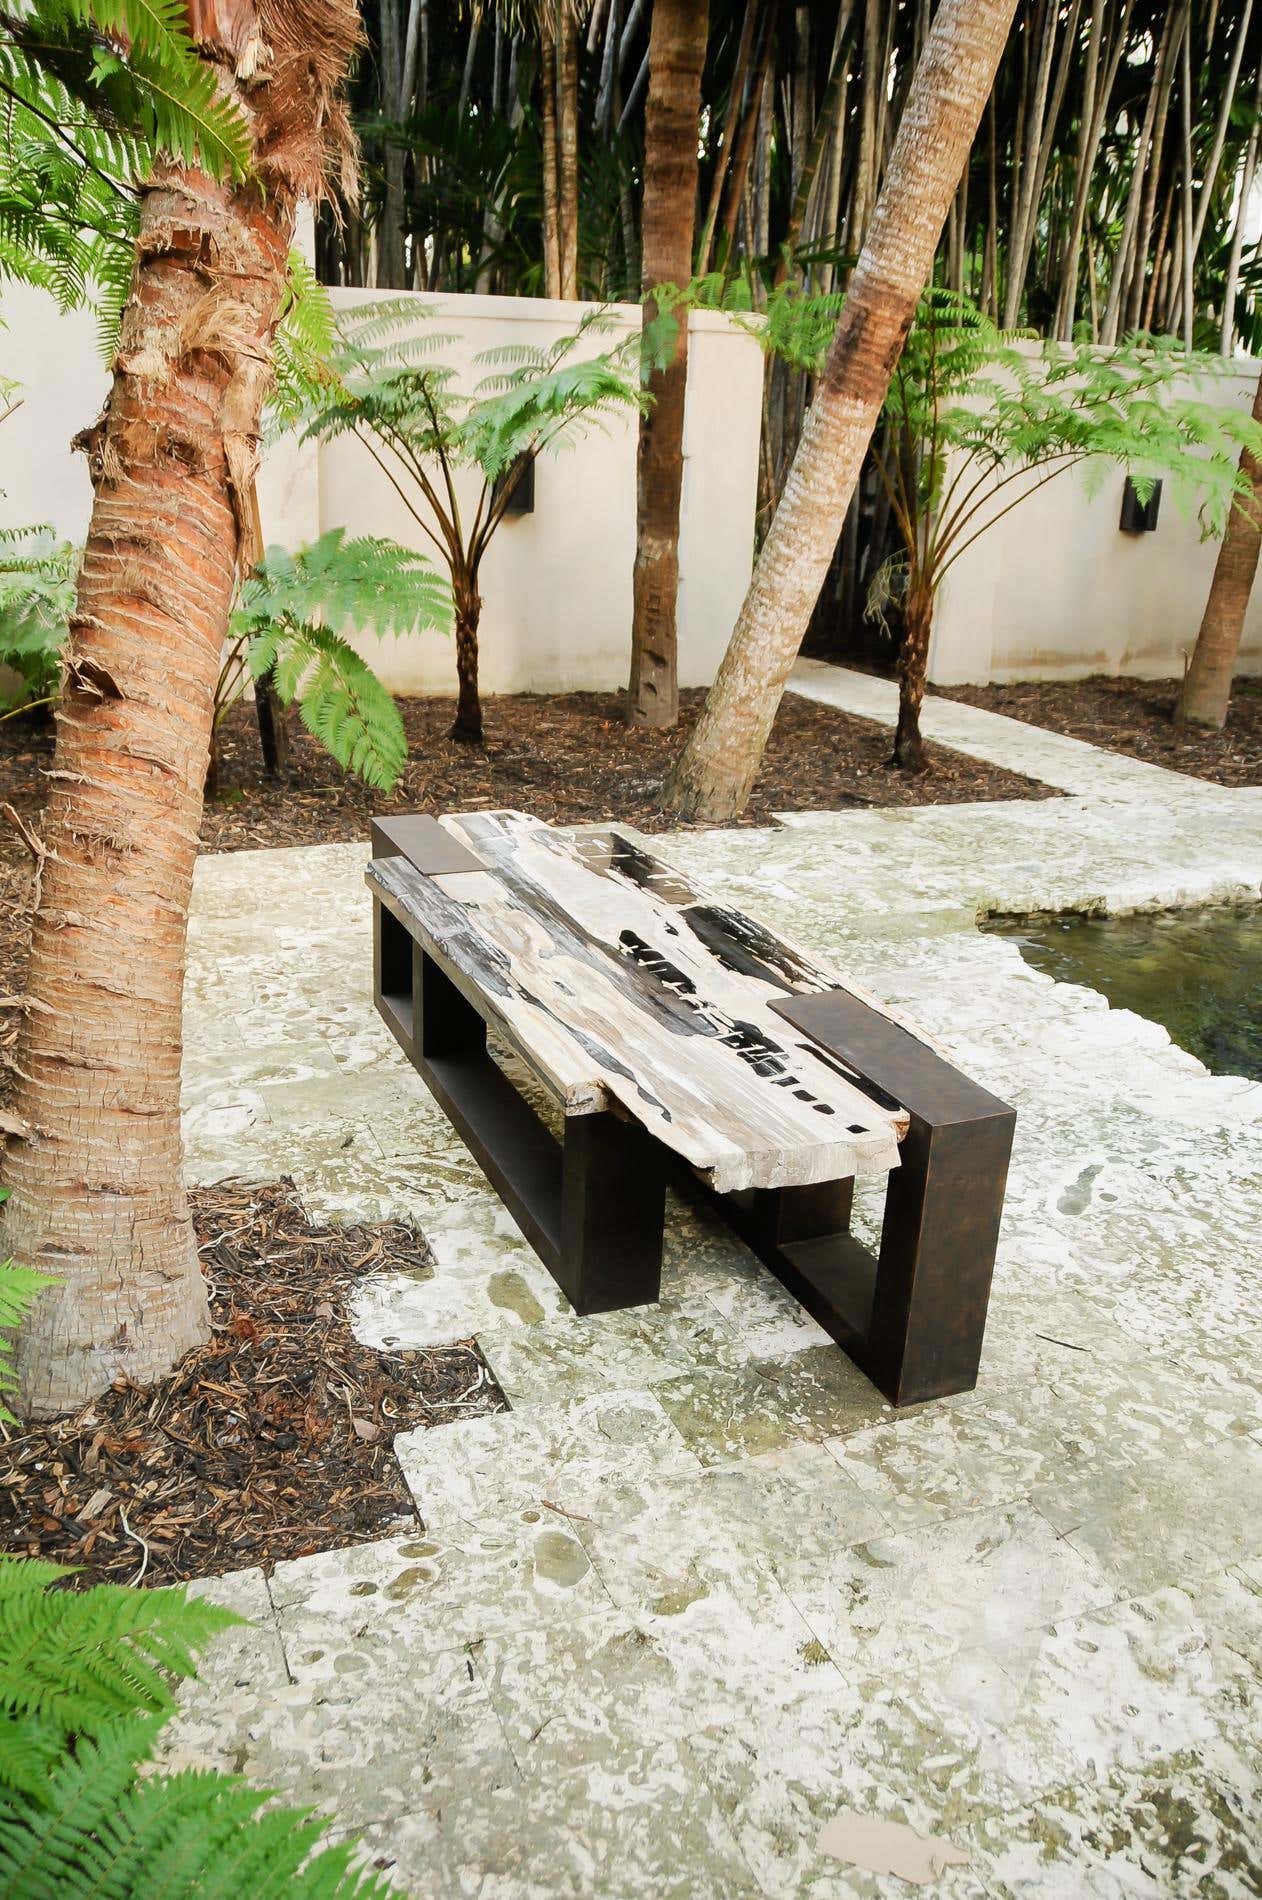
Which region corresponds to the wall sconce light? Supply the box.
[1119,476,1162,534]
[492,451,535,517]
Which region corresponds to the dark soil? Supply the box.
[0,1178,506,1586]
[198,686,1053,851]
[934,674,1262,787]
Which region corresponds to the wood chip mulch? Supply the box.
[195,685,1055,853]
[0,1178,507,1587]
[933,674,1262,787]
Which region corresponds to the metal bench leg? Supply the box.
[559,1111,666,1316]
[744,1179,855,1252]
[864,1109,1015,1406]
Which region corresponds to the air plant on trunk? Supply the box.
[873,290,1262,770]
[298,298,655,743]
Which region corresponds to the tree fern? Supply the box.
[224,531,452,789]
[236,530,452,641]
[0,1561,402,1896]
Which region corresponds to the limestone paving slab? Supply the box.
[173,685,1262,1895]
[394,1388,703,1534]
[270,1523,610,1660]
[347,1748,767,1899]
[572,1441,890,1619]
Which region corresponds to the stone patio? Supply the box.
[164,666,1262,1897]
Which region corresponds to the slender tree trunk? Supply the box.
[662,0,1019,824]
[698,0,756,272]
[892,585,935,770]
[541,25,563,297]
[1176,369,1262,728]
[450,582,484,743]
[627,0,709,729]
[2,0,357,1418]
[558,13,581,297]
[1128,1,1185,332]
[1221,64,1262,353]
[255,668,291,778]
[378,0,408,287]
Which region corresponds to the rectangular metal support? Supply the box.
[768,990,1017,1406]
[559,1111,666,1315]
[375,918,667,1319]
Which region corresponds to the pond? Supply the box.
[984,905,1262,1082]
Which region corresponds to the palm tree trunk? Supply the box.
[626,0,709,730]
[1175,369,1262,730]
[662,0,1019,825]
[2,0,357,1419]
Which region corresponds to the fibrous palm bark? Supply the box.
[662,0,1020,825]
[1176,368,1262,730]
[3,0,358,1418]
[626,0,709,730]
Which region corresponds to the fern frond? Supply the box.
[284,627,409,791]
[0,1742,398,1899]
[0,1260,57,1424]
[236,531,451,644]
[0,1558,241,1739]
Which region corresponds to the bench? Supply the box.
[367,809,1016,1407]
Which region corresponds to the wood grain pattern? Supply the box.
[367,810,909,1194]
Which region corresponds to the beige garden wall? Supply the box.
[4,279,1259,691]
[315,288,764,696]
[928,352,1262,685]
[0,281,764,700]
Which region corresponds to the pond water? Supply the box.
[984,905,1262,1082]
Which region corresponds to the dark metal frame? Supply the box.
[369,817,1015,1408]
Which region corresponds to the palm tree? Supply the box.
[626,0,711,729]
[3,0,359,1419]
[662,0,1022,824]
[1176,367,1262,729]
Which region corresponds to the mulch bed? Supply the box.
[934,674,1262,787]
[198,685,1053,851]
[0,1178,506,1586]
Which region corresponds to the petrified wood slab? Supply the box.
[367,809,907,1197]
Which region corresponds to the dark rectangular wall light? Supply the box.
[1119,476,1162,533]
[492,451,535,517]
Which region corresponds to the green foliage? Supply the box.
[0,1559,399,1897]
[0,528,77,713]
[0,0,251,357]
[224,530,452,790]
[0,1261,54,1428]
[677,270,847,375]
[875,288,1262,608]
[270,257,341,434]
[299,297,649,524]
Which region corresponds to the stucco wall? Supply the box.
[316,289,764,695]
[928,354,1262,685]
[0,282,764,698]
[4,281,1258,690]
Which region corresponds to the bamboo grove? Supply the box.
[323,0,1262,361]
